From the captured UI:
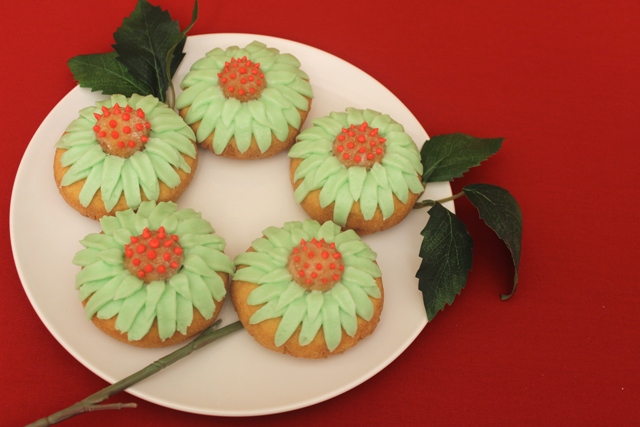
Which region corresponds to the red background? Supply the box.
[2,0,639,425]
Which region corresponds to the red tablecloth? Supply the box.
[2,0,639,425]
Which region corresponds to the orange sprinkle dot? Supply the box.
[163,253,171,261]
[132,258,141,266]
[127,141,135,148]
[174,247,183,255]
[170,261,179,269]
[147,250,156,259]
[144,264,153,273]
[136,244,146,254]
[157,265,166,274]
[111,131,119,139]
[122,113,130,121]
[123,126,131,134]
[109,120,117,128]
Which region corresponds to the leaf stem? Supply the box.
[26,320,244,427]
[168,80,176,110]
[413,191,465,209]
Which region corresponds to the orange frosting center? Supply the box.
[93,103,151,158]
[287,238,344,292]
[332,121,386,169]
[217,56,266,102]
[123,227,183,283]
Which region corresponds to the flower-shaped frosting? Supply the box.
[73,201,235,342]
[288,108,424,226]
[233,220,382,352]
[55,94,197,211]
[176,40,313,154]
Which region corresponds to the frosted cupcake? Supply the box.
[177,41,313,160]
[54,94,198,220]
[231,220,383,358]
[289,108,424,235]
[73,201,235,347]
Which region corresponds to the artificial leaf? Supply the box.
[68,52,152,97]
[416,202,473,321]
[112,0,196,102]
[463,184,522,300]
[169,0,199,78]
[420,133,503,183]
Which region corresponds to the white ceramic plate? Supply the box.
[10,33,453,416]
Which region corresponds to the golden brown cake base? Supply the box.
[84,272,228,348]
[290,158,421,235]
[231,266,384,359]
[179,97,311,160]
[53,142,198,220]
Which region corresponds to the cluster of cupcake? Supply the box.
[55,41,423,358]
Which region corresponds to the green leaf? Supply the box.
[112,0,197,102]
[420,133,503,183]
[68,52,152,97]
[463,184,522,300]
[169,0,198,78]
[416,202,473,321]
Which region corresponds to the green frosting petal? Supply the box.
[156,285,177,340]
[274,297,306,347]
